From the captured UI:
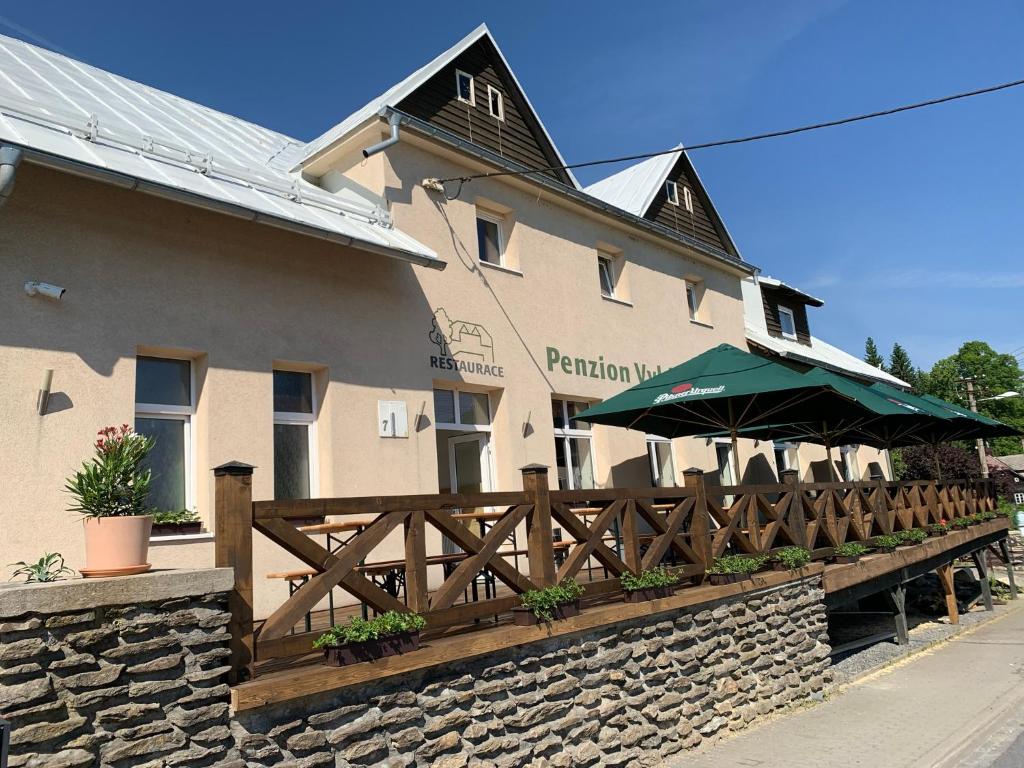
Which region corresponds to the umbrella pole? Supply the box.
[731,429,741,484]
[823,425,838,482]
[932,442,943,481]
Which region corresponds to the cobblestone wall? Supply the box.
[0,571,236,768]
[234,577,831,768]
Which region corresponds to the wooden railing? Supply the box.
[213,462,998,681]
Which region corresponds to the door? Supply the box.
[445,434,494,553]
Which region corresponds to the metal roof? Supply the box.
[295,24,580,189]
[0,33,442,268]
[584,148,681,216]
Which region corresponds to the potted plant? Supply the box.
[313,611,425,667]
[620,566,679,603]
[895,528,927,547]
[978,510,997,522]
[832,542,869,564]
[9,553,74,583]
[706,554,768,585]
[769,546,811,571]
[872,534,901,554]
[151,509,203,537]
[66,425,155,577]
[951,517,972,531]
[929,521,949,537]
[512,579,585,625]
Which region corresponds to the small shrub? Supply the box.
[708,554,768,575]
[620,566,679,593]
[520,579,585,621]
[895,529,927,545]
[9,553,74,583]
[834,542,868,557]
[313,611,425,649]
[771,546,811,569]
[872,534,901,550]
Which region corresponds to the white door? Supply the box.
[445,434,494,553]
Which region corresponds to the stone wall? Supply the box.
[0,569,237,768]
[233,576,831,767]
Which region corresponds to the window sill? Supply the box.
[601,294,633,308]
[479,261,523,277]
[150,532,214,545]
[689,319,714,330]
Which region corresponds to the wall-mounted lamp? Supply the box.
[37,369,53,415]
[24,281,66,300]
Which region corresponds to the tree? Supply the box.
[899,444,981,482]
[864,337,884,369]
[888,343,919,389]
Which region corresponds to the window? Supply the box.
[682,186,693,214]
[773,442,799,478]
[476,211,503,265]
[685,281,700,321]
[647,437,676,487]
[553,398,596,490]
[273,370,317,500]
[665,181,679,206]
[135,355,193,514]
[1015,492,1024,506]
[456,70,475,105]
[433,387,491,430]
[487,85,504,120]
[841,445,860,482]
[715,440,737,486]
[598,255,616,298]
[778,306,797,340]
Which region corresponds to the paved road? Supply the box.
[668,603,1024,768]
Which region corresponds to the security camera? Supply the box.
[24,281,66,300]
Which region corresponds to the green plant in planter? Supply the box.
[895,528,927,545]
[872,534,901,550]
[620,566,679,593]
[520,579,585,621]
[978,510,997,522]
[771,546,811,569]
[9,553,74,583]
[708,554,768,574]
[313,611,426,649]
[951,517,972,530]
[152,509,200,525]
[65,425,155,518]
[834,542,869,557]
[930,522,949,535]
[969,513,985,524]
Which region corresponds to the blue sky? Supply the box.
[3,1,1022,369]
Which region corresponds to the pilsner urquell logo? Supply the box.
[654,381,726,404]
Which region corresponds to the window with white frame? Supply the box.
[553,398,596,490]
[778,306,797,340]
[647,437,676,487]
[433,387,491,429]
[685,280,701,321]
[455,70,475,105]
[487,85,504,120]
[476,210,504,266]
[714,440,737,486]
[598,254,616,298]
[841,445,860,482]
[273,370,317,500]
[682,186,693,213]
[1015,492,1024,505]
[665,180,679,206]
[135,355,194,513]
[773,442,799,479]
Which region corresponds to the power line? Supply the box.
[433,76,1024,187]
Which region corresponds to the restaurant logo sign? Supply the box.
[653,382,726,404]
[429,307,504,377]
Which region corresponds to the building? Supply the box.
[0,25,890,614]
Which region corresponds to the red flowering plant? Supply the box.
[66,425,155,518]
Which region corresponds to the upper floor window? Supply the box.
[456,70,475,105]
[487,85,504,120]
[476,210,504,265]
[135,355,193,514]
[598,255,616,298]
[685,281,701,321]
[682,186,693,214]
[665,181,679,206]
[1015,492,1024,506]
[778,306,797,340]
[273,370,317,500]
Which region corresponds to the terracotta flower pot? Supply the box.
[82,516,153,577]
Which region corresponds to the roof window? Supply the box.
[456,70,475,105]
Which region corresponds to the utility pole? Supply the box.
[963,378,989,478]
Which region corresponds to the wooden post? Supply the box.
[885,584,909,646]
[780,469,807,549]
[621,499,641,574]
[936,563,959,625]
[998,538,1018,599]
[683,468,711,568]
[972,550,994,611]
[214,461,255,683]
[404,510,429,613]
[521,465,555,588]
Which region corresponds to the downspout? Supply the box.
[362,112,402,159]
[0,145,24,208]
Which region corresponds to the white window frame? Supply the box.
[713,438,738,485]
[135,356,196,514]
[455,69,475,105]
[685,281,700,321]
[773,441,800,477]
[434,387,492,433]
[840,445,860,482]
[665,180,679,206]
[598,254,616,298]
[647,436,677,487]
[486,85,505,121]
[553,398,597,491]
[1015,492,1024,506]
[273,370,319,498]
[682,186,693,213]
[476,210,505,266]
[778,305,798,340]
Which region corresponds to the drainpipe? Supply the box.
[0,145,23,208]
[362,112,402,159]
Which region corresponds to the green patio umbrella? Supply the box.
[916,393,1021,438]
[577,344,862,473]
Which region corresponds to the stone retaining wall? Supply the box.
[233,576,831,767]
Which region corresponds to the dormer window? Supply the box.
[778,306,797,340]
[487,85,504,121]
[682,186,693,213]
[456,70,475,105]
[665,181,679,206]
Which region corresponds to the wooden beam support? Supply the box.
[213,461,255,683]
[522,466,556,588]
[971,550,993,612]
[883,584,909,646]
[998,538,1018,599]
[936,563,959,625]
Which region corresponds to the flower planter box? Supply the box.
[832,554,862,565]
[874,545,896,554]
[930,530,948,537]
[511,600,581,626]
[151,522,203,537]
[321,631,420,667]
[707,572,751,586]
[623,585,677,603]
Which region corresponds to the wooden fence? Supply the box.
[213,462,997,681]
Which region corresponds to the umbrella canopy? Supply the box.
[916,393,1021,439]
